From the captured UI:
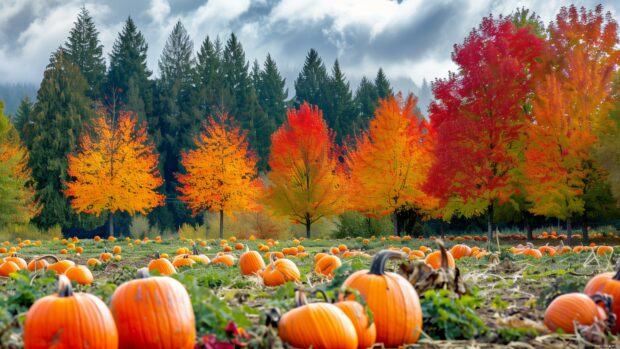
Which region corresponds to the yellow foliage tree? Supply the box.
[177,113,262,239]
[65,110,164,236]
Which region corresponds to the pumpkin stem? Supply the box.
[312,289,332,303]
[192,245,199,256]
[369,250,405,275]
[154,251,161,259]
[34,254,59,263]
[295,289,308,307]
[137,268,150,279]
[57,275,73,297]
[435,239,449,269]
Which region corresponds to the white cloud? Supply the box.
[148,0,171,24]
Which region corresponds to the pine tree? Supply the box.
[29,49,103,230]
[107,17,152,117]
[375,68,393,99]
[251,59,261,88]
[196,36,225,117]
[12,96,34,146]
[327,60,357,144]
[258,54,287,126]
[354,77,378,131]
[294,49,329,110]
[64,6,106,100]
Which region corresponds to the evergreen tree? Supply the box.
[151,21,199,230]
[251,59,261,88]
[64,6,106,100]
[12,96,34,146]
[327,60,357,144]
[258,54,288,126]
[354,76,378,130]
[196,36,225,117]
[294,49,329,110]
[375,68,393,99]
[107,17,152,118]
[29,49,103,231]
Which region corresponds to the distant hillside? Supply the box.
[0,83,37,115]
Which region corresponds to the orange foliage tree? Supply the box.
[344,95,436,236]
[177,113,262,239]
[65,110,164,236]
[525,5,619,242]
[268,103,343,238]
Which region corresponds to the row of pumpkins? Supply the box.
[510,243,614,258]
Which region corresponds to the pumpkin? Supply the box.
[47,259,75,274]
[100,249,113,262]
[172,255,195,268]
[262,255,301,286]
[584,265,620,333]
[330,247,340,255]
[342,250,422,347]
[112,246,122,254]
[110,268,195,349]
[65,265,94,285]
[27,258,49,272]
[239,250,266,276]
[265,251,284,260]
[235,243,244,250]
[5,254,27,269]
[597,246,613,256]
[408,250,425,259]
[539,246,556,257]
[449,244,471,259]
[212,252,235,266]
[521,248,542,259]
[544,293,608,333]
[24,275,118,349]
[315,255,342,278]
[424,249,455,269]
[87,258,101,267]
[278,290,358,349]
[335,300,377,349]
[314,252,328,262]
[189,245,210,264]
[148,252,176,276]
[0,261,20,277]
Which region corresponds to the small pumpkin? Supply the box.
[449,244,471,259]
[335,300,377,349]
[110,268,195,349]
[342,250,422,347]
[100,248,113,262]
[262,255,301,286]
[584,265,620,333]
[539,246,556,257]
[172,255,195,268]
[27,258,49,272]
[239,249,266,276]
[24,275,118,348]
[47,259,76,274]
[87,258,101,267]
[521,248,542,259]
[278,290,358,349]
[212,252,235,266]
[189,245,210,264]
[148,252,176,276]
[425,248,455,269]
[597,246,613,256]
[544,293,609,333]
[112,246,122,254]
[0,261,20,277]
[65,265,94,285]
[5,254,27,270]
[315,255,342,278]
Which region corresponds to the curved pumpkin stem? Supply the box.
[435,239,449,269]
[33,254,60,263]
[154,251,161,259]
[57,275,73,297]
[312,289,332,303]
[137,267,150,279]
[369,250,404,275]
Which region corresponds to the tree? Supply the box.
[597,76,620,205]
[294,49,329,110]
[65,110,164,237]
[354,77,378,130]
[257,54,287,127]
[196,36,225,118]
[327,60,357,144]
[345,95,436,235]
[526,5,619,243]
[107,17,152,117]
[0,102,38,226]
[12,96,34,146]
[64,6,106,100]
[374,68,393,100]
[425,16,544,242]
[268,103,343,238]
[29,49,102,230]
[177,113,261,239]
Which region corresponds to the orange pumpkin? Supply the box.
[279,290,357,349]
[408,250,425,260]
[5,254,27,269]
[342,250,422,347]
[172,255,195,268]
[262,255,301,286]
[449,244,472,259]
[235,243,244,250]
[521,248,542,259]
[315,255,342,278]
[335,301,377,349]
[27,258,49,272]
[314,252,328,263]
[425,249,455,269]
[65,265,94,285]
[239,250,266,276]
[112,246,122,254]
[544,293,608,333]
[212,252,235,266]
[47,259,76,274]
[597,246,613,256]
[24,275,118,348]
[0,261,20,277]
[539,246,556,257]
[100,249,113,262]
[584,266,620,333]
[110,268,195,349]
[148,252,176,276]
[87,258,101,267]
[189,245,210,264]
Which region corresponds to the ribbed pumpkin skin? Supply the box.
[27,259,48,272]
[262,258,301,286]
[425,250,455,269]
[48,260,75,274]
[0,261,20,276]
[148,258,176,276]
[584,272,620,333]
[24,285,118,348]
[5,255,27,269]
[239,251,266,276]
[279,303,358,349]
[110,275,195,349]
[335,301,376,349]
[450,245,471,260]
[315,255,342,278]
[212,253,235,266]
[65,265,94,285]
[544,293,606,333]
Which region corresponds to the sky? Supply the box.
[0,0,618,99]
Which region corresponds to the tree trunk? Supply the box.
[306,217,311,239]
[440,221,445,239]
[525,213,533,242]
[566,217,572,247]
[582,213,588,245]
[487,204,493,242]
[392,212,399,236]
[366,216,372,235]
[108,212,114,237]
[219,209,224,239]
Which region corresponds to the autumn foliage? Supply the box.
[177,113,262,238]
[268,103,343,238]
[345,95,436,234]
[65,111,164,235]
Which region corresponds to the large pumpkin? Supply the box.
[110,268,195,349]
[47,259,76,274]
[5,254,27,270]
[544,293,608,333]
[239,250,266,276]
[584,266,620,333]
[449,244,471,260]
[24,275,118,349]
[335,300,376,349]
[315,255,342,278]
[342,250,422,347]
[65,265,94,285]
[262,255,301,286]
[279,290,358,349]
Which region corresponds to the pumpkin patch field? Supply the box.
[2,234,620,348]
